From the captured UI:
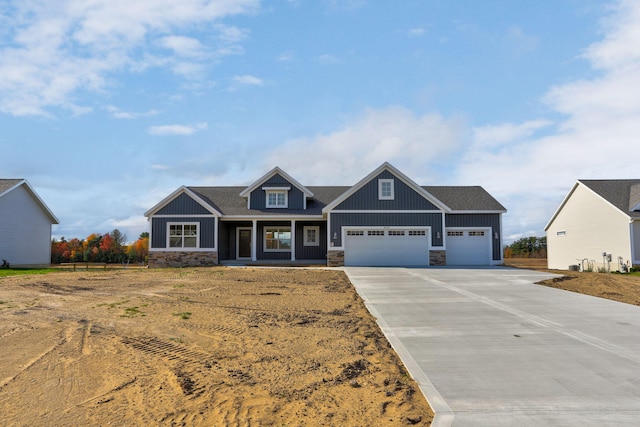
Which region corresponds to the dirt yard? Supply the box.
[504,258,640,306]
[0,268,432,426]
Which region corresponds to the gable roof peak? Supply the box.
[322,162,452,213]
[238,166,314,198]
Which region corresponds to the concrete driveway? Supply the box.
[344,267,640,426]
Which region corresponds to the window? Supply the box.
[168,223,198,248]
[368,230,385,236]
[469,231,485,237]
[264,227,291,251]
[347,230,364,236]
[388,230,405,236]
[378,179,394,200]
[448,231,464,237]
[557,231,567,236]
[303,226,320,246]
[266,190,288,208]
[409,230,426,236]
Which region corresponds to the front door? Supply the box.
[237,228,252,259]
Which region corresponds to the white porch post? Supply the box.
[291,220,296,261]
[252,219,257,261]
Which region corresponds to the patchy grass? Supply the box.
[0,268,58,278]
[173,312,192,320]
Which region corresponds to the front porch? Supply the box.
[218,219,327,264]
[220,259,327,267]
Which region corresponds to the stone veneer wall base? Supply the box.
[429,250,446,266]
[327,250,344,267]
[149,251,218,268]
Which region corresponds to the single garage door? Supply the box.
[446,229,491,265]
[344,229,429,266]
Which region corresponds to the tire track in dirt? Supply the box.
[0,330,68,390]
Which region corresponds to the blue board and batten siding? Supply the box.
[335,171,440,211]
[151,192,217,249]
[249,174,305,210]
[330,171,444,247]
[446,213,502,261]
[156,193,212,215]
[329,213,444,247]
[151,217,216,249]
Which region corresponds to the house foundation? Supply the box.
[148,251,218,268]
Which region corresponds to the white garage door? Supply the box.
[344,229,429,266]
[446,229,491,266]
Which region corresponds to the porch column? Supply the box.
[291,219,296,261]
[252,219,257,261]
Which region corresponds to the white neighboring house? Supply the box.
[0,179,59,268]
[545,179,640,271]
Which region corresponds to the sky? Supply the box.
[1,0,639,244]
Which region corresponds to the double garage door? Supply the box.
[343,228,492,266]
[344,229,429,267]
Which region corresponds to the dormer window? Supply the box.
[378,179,394,200]
[265,188,289,208]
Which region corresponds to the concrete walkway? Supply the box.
[344,267,640,426]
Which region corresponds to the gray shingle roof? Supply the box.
[186,184,504,216]
[0,179,23,195]
[423,186,506,212]
[579,179,640,218]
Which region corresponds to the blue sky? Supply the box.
[1,0,638,244]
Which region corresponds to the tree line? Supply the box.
[504,236,547,258]
[51,229,149,264]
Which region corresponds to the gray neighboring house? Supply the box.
[0,179,59,267]
[145,162,506,267]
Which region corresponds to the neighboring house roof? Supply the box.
[0,179,24,195]
[0,179,59,224]
[545,179,640,230]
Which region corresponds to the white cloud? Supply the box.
[159,35,206,57]
[106,105,159,119]
[266,106,465,185]
[0,0,259,116]
[408,28,425,37]
[147,122,208,136]
[232,75,265,86]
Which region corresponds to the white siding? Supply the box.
[0,185,53,267]
[546,184,632,271]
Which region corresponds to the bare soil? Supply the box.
[0,267,433,426]
[504,258,640,306]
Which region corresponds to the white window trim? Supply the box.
[378,179,394,200]
[303,226,320,246]
[265,189,288,208]
[264,227,292,252]
[167,222,200,249]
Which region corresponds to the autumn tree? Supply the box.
[127,232,149,264]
